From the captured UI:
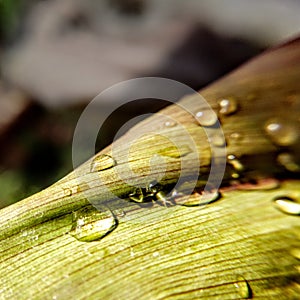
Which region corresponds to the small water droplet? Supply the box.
[272,196,300,215]
[195,109,218,126]
[234,276,252,299]
[231,172,240,179]
[277,153,300,172]
[69,206,117,242]
[63,188,72,197]
[158,145,192,158]
[230,132,243,142]
[209,133,226,147]
[153,251,160,258]
[218,97,238,115]
[264,119,298,146]
[164,120,177,128]
[90,154,116,172]
[227,154,244,172]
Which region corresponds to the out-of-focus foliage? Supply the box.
[0,0,22,42]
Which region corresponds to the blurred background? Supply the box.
[0,0,300,208]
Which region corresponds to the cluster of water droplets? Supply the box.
[71,93,300,244]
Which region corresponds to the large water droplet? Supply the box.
[195,109,218,126]
[69,206,117,242]
[90,154,116,172]
[277,153,300,172]
[272,196,300,215]
[234,276,252,299]
[264,119,298,146]
[218,97,238,115]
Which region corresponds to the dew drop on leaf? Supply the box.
[218,97,238,116]
[229,132,244,144]
[277,153,300,172]
[264,119,298,146]
[63,188,72,197]
[164,120,177,128]
[272,196,300,215]
[69,206,117,242]
[195,109,218,126]
[234,276,252,299]
[90,154,116,172]
[209,133,226,147]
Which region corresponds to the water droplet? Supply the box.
[230,132,243,142]
[153,251,160,258]
[264,119,298,146]
[209,133,226,147]
[164,120,177,128]
[34,211,44,218]
[69,206,117,242]
[272,196,300,215]
[158,144,192,158]
[277,153,300,172]
[63,188,72,197]
[231,172,240,179]
[90,154,116,172]
[227,154,244,172]
[218,97,238,115]
[195,109,218,126]
[234,276,252,299]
